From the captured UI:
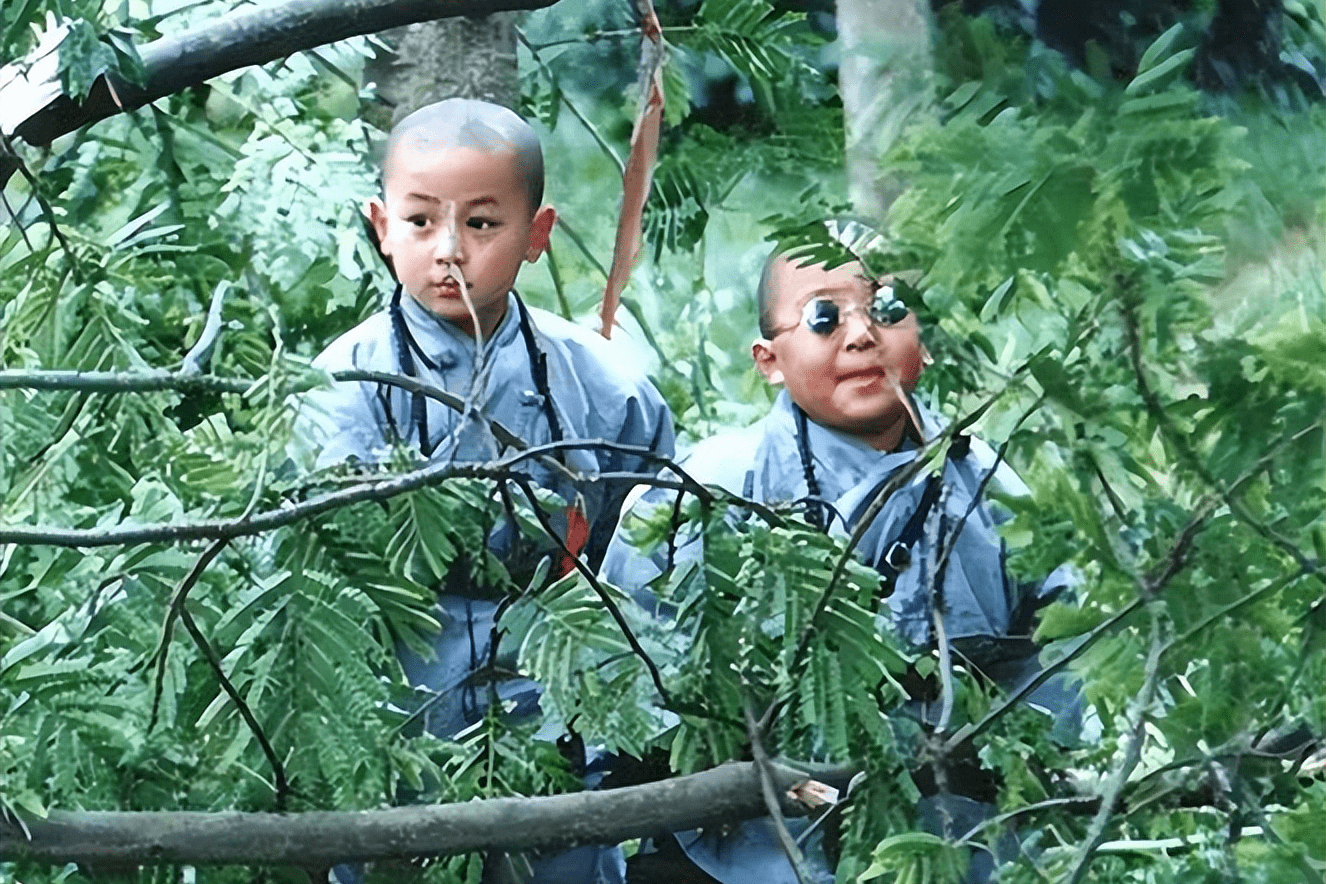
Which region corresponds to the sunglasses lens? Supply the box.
[870,292,909,325]
[804,299,841,335]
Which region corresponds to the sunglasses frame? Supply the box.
[770,285,910,339]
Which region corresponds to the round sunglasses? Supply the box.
[771,286,910,338]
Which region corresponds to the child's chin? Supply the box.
[409,292,471,322]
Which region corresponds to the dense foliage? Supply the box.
[2,1,1324,883]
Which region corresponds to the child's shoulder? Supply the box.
[678,422,769,497]
[310,308,395,371]
[527,306,655,391]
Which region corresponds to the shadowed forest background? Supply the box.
[1,0,1324,882]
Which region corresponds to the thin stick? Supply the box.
[509,476,672,707]
[148,538,231,731]
[743,698,813,884]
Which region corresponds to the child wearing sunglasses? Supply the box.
[601,229,1081,884]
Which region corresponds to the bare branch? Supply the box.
[1061,609,1166,884]
[0,132,80,274]
[0,761,816,868]
[516,28,625,177]
[178,603,290,809]
[743,698,813,884]
[0,426,786,550]
[149,538,231,732]
[940,596,1146,755]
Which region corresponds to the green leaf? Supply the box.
[56,19,118,100]
[1034,601,1107,642]
[1124,48,1196,95]
[1136,23,1186,75]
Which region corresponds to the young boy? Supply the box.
[601,225,1077,884]
[293,98,675,883]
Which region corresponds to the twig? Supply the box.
[926,490,957,735]
[149,538,231,732]
[940,597,1144,755]
[0,132,80,278]
[1232,780,1320,884]
[1,187,36,251]
[1163,564,1310,654]
[553,217,609,280]
[781,384,1010,704]
[0,366,526,449]
[743,698,813,884]
[942,497,1214,754]
[543,243,574,320]
[180,281,230,375]
[515,28,625,177]
[509,476,672,708]
[1121,297,1323,585]
[177,589,290,810]
[1060,607,1165,884]
[955,796,1100,846]
[931,395,1043,592]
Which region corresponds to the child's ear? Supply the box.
[525,205,557,262]
[751,338,784,386]
[366,198,390,255]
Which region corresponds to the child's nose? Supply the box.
[842,309,877,350]
[434,206,463,263]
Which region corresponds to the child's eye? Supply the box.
[467,218,499,231]
[407,215,429,228]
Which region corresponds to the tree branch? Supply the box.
[5,0,559,150]
[149,538,231,732]
[0,436,784,550]
[743,697,813,884]
[0,761,817,868]
[508,475,673,708]
[1061,607,1166,884]
[1120,296,1323,586]
[941,497,1215,755]
[177,603,291,809]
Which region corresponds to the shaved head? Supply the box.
[381,98,545,215]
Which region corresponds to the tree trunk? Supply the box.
[835,0,936,221]
[362,13,520,131]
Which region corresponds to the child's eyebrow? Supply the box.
[794,282,871,306]
[404,192,441,205]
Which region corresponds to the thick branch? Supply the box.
[0,761,816,867]
[6,0,557,148]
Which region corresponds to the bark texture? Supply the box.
[363,14,520,131]
[0,762,827,868]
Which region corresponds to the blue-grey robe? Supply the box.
[293,291,675,884]
[600,390,1077,884]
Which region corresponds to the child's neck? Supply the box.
[405,292,509,341]
[857,419,911,452]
